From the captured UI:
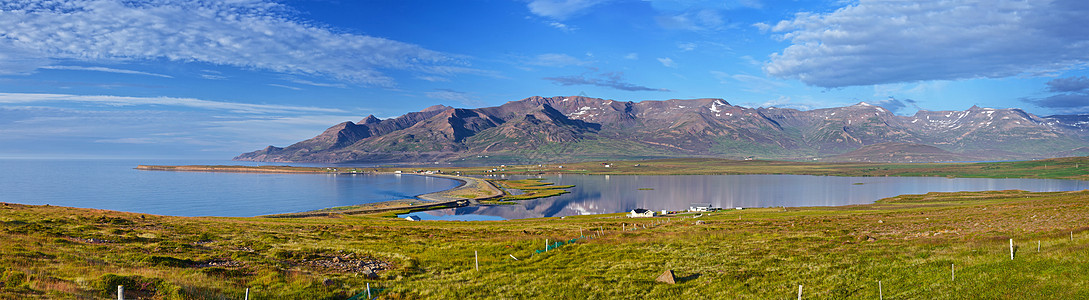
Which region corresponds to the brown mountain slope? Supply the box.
[234,96,1089,164]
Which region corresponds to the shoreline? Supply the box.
[136,165,504,217]
[133,157,1089,218]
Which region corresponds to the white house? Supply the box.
[689,203,719,212]
[629,208,656,218]
[404,215,421,221]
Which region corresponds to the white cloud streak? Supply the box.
[0,0,472,87]
[656,9,725,31]
[711,71,788,93]
[0,92,345,114]
[528,53,592,67]
[266,84,302,91]
[41,65,174,78]
[289,79,348,89]
[765,0,1089,88]
[424,89,483,106]
[527,0,608,20]
[657,57,676,68]
[0,105,361,157]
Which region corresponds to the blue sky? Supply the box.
[1,0,1088,159]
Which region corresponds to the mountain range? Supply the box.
[235,96,1089,163]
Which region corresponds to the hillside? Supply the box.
[235,96,1089,163]
[825,142,981,163]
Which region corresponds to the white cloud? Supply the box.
[416,76,450,82]
[647,0,761,11]
[267,84,302,91]
[289,79,348,89]
[425,89,481,106]
[656,9,725,31]
[872,81,949,98]
[543,71,670,92]
[765,0,1089,87]
[0,92,345,114]
[711,71,788,93]
[0,0,471,87]
[738,0,763,9]
[741,95,838,111]
[657,57,677,68]
[528,53,592,67]
[739,55,760,66]
[548,22,576,32]
[201,74,227,80]
[677,42,697,51]
[623,53,639,60]
[0,103,362,158]
[527,0,608,20]
[0,43,52,75]
[94,137,216,146]
[41,66,173,78]
[200,70,227,80]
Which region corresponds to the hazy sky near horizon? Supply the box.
[2,0,1089,159]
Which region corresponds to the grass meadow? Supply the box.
[3,189,1089,299]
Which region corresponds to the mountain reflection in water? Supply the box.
[405,174,1089,221]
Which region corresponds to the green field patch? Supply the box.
[492,178,574,201]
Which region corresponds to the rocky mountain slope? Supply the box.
[235,96,1089,163]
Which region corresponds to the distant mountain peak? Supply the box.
[422,104,453,112]
[360,115,381,124]
[234,95,1089,164]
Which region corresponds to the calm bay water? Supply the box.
[0,159,460,217]
[405,174,1089,220]
[3,159,1087,220]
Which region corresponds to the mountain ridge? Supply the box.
[235,96,1089,163]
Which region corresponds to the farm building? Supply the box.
[629,208,656,218]
[689,203,720,212]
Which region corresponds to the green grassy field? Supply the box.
[490,178,573,201]
[4,189,1089,299]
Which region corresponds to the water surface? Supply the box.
[0,159,460,217]
[5,159,1086,220]
[406,174,1089,220]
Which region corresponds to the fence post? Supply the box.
[245,288,249,300]
[797,284,803,300]
[367,283,371,299]
[475,250,479,271]
[117,285,123,300]
[951,264,955,281]
[878,281,883,300]
[1010,238,1014,260]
